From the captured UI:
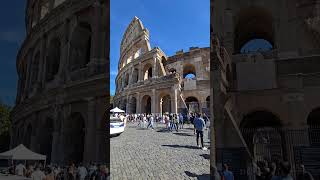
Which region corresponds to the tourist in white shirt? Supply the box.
[15,163,26,176]
[31,165,46,180]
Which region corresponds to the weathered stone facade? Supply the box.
[211,0,320,178]
[113,17,210,116]
[11,0,108,165]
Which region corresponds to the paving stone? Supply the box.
[111,123,210,179]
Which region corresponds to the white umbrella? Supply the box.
[110,107,125,113]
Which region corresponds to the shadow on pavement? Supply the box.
[156,128,170,133]
[173,132,194,136]
[185,171,210,180]
[162,144,200,150]
[200,154,210,160]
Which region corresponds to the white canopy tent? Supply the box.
[110,107,125,113]
[0,144,46,161]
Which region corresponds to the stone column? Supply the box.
[58,19,70,83]
[50,131,60,164]
[25,52,33,94]
[151,89,156,113]
[152,55,158,78]
[39,35,47,88]
[89,1,102,67]
[172,85,178,114]
[136,92,141,113]
[84,97,97,163]
[138,62,143,82]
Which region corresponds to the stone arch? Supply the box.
[160,94,171,114]
[143,63,152,80]
[31,51,40,84]
[63,112,85,164]
[240,110,286,162]
[307,107,320,144]
[129,97,137,114]
[183,64,196,79]
[206,96,210,108]
[125,73,129,87]
[185,96,200,113]
[141,95,152,114]
[69,22,92,71]
[132,68,139,84]
[46,38,61,82]
[234,7,274,54]
[307,107,320,127]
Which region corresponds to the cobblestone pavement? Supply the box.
[110,123,210,180]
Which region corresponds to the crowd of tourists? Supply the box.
[211,161,315,180]
[114,112,210,150]
[9,161,110,180]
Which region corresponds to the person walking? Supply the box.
[147,114,154,130]
[77,163,88,180]
[194,113,206,150]
[175,113,180,131]
[15,162,26,177]
[179,113,184,129]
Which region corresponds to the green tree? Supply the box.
[0,100,11,152]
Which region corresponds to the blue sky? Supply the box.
[0,1,26,106]
[110,0,210,95]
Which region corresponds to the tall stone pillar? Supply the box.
[50,131,60,164]
[151,89,156,113]
[84,97,97,163]
[136,92,141,113]
[25,51,34,93]
[152,55,158,78]
[39,35,47,88]
[172,85,178,114]
[138,62,143,82]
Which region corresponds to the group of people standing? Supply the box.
[11,162,110,180]
[123,112,210,150]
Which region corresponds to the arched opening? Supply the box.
[46,38,61,82]
[132,69,139,83]
[64,113,85,164]
[206,96,210,108]
[31,52,40,84]
[39,118,53,164]
[143,64,152,80]
[129,97,137,114]
[69,23,92,71]
[183,64,196,79]
[185,96,199,113]
[234,7,274,54]
[307,107,320,145]
[240,39,273,54]
[122,99,127,113]
[125,73,129,87]
[240,111,286,162]
[160,95,171,114]
[134,48,142,59]
[142,95,152,114]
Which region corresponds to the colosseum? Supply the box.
[113,17,210,116]
[10,0,109,165]
[211,0,320,178]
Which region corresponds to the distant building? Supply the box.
[113,17,210,116]
[11,0,108,165]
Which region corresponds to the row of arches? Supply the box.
[238,107,320,162]
[117,63,200,92]
[20,22,92,97]
[15,112,87,164]
[118,95,210,114]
